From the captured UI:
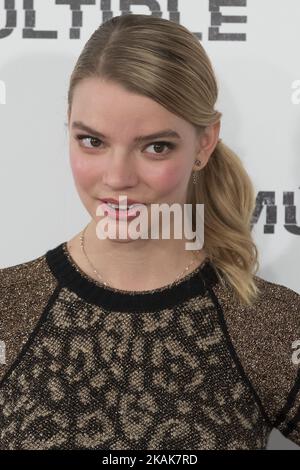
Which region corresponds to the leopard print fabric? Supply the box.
[0,241,298,449]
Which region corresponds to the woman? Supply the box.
[0,14,299,450]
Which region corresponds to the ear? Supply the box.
[193,120,221,172]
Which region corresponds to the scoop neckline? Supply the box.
[45,241,219,312]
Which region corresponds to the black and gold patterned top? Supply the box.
[0,241,299,450]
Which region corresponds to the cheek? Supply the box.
[69,150,98,190]
[147,161,187,194]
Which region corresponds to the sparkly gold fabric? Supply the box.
[212,274,300,445]
[0,241,299,450]
[0,255,59,381]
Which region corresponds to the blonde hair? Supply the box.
[67,14,261,306]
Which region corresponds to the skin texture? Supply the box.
[67,77,220,291]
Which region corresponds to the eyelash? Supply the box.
[75,134,176,158]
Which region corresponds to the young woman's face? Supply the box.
[68,77,202,236]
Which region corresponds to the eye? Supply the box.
[75,134,102,148]
[145,141,176,157]
[74,134,176,157]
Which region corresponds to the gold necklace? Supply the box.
[79,224,199,288]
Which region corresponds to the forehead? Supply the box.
[70,77,193,137]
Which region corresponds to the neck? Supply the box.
[76,219,206,290]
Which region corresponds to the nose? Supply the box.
[103,152,138,187]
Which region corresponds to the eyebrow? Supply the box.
[71,121,181,143]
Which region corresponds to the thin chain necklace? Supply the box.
[79,224,199,288]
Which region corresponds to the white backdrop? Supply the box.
[0,0,299,450]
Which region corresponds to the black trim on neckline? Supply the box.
[45,242,219,312]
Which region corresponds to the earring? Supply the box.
[192,159,201,185]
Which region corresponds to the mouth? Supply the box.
[97,199,146,220]
[99,199,144,210]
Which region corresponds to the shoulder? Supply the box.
[0,250,59,320]
[254,274,300,307]
[212,273,300,363]
[212,273,300,335]
[212,273,300,446]
[0,252,59,381]
[0,253,49,287]
[248,275,300,334]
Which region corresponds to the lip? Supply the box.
[100,197,144,206]
[98,200,144,221]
